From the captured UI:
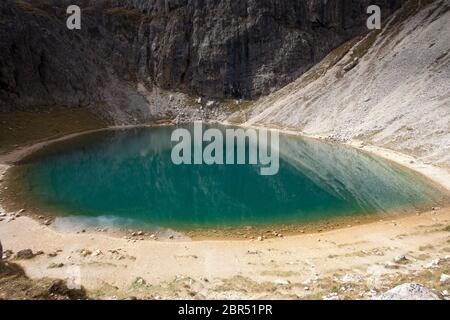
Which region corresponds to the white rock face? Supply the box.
[236,1,450,168]
[378,283,440,300]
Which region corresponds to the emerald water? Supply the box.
[13,125,446,230]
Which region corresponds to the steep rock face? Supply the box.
[0,0,403,115]
[127,0,403,98]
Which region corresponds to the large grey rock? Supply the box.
[378,283,441,300]
[0,0,404,118]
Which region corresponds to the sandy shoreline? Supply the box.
[1,125,450,299]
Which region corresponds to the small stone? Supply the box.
[48,262,64,269]
[137,231,144,236]
[134,277,146,286]
[168,235,174,240]
[425,258,441,268]
[44,219,52,226]
[16,249,35,260]
[91,249,102,257]
[322,292,340,300]
[273,279,290,286]
[80,249,92,257]
[394,255,408,263]
[440,274,450,284]
[257,236,264,241]
[2,249,13,260]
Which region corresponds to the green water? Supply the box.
[14,125,446,229]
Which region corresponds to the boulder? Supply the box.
[378,283,440,300]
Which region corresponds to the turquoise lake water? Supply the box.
[13,125,447,229]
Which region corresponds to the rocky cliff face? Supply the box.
[0,0,403,118]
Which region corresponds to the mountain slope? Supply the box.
[234,0,449,168]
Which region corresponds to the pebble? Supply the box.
[134,277,146,285]
[91,249,102,257]
[48,262,64,268]
[16,249,35,260]
[80,249,92,257]
[322,292,340,300]
[440,274,450,284]
[425,258,441,268]
[257,236,264,241]
[273,279,290,286]
[394,255,408,263]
